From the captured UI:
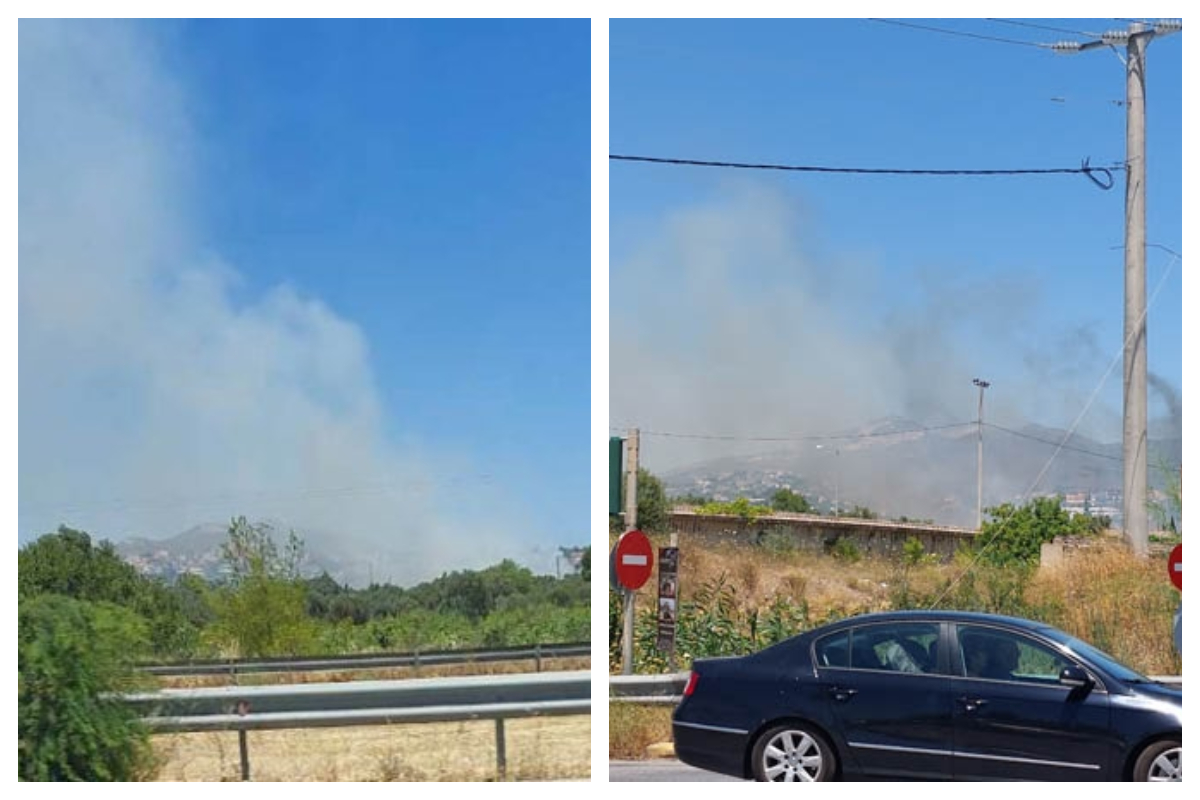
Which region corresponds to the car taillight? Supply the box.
[683,671,700,697]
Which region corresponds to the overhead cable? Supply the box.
[610,154,1120,190]
[985,18,1100,38]
[867,18,1050,49]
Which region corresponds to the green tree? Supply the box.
[844,504,879,520]
[670,492,713,506]
[410,559,541,621]
[18,527,141,602]
[696,497,771,521]
[975,496,1096,567]
[634,468,671,534]
[18,527,201,657]
[771,488,812,513]
[19,595,154,781]
[207,517,315,657]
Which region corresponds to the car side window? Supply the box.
[957,625,1073,684]
[815,623,940,673]
[814,631,850,668]
[852,623,940,674]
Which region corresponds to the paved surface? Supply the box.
[609,759,744,782]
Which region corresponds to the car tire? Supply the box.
[750,723,837,782]
[1133,739,1181,782]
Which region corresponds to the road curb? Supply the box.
[646,742,676,759]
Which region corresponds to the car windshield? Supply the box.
[1037,626,1152,683]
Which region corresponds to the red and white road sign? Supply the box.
[612,529,654,591]
[1168,543,1182,591]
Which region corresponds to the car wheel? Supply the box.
[751,723,837,782]
[1134,740,1181,782]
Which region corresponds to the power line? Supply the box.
[867,18,1050,49]
[618,421,976,443]
[983,421,1180,474]
[610,154,1120,188]
[985,18,1099,38]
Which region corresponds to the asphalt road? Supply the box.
[609,760,745,782]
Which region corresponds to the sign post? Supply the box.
[1168,543,1181,655]
[611,528,652,675]
[657,547,679,663]
[1174,605,1181,655]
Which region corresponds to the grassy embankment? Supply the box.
[609,533,1182,759]
[148,655,592,780]
[152,717,591,781]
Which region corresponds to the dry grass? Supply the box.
[608,705,674,761]
[1028,541,1181,675]
[636,536,897,618]
[150,716,591,781]
[630,535,1181,668]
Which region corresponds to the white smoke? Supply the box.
[18,20,527,584]
[609,182,1155,484]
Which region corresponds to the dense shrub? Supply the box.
[975,496,1098,566]
[18,527,202,656]
[19,595,154,781]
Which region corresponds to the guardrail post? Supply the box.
[236,700,251,781]
[494,718,507,780]
[535,644,543,673]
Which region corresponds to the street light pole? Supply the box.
[973,378,990,529]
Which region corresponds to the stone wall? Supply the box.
[667,510,977,560]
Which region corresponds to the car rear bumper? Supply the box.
[672,719,750,779]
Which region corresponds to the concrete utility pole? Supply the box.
[1052,20,1180,556]
[1123,24,1150,557]
[973,378,990,529]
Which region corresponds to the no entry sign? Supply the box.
[611,529,654,591]
[1168,543,1182,591]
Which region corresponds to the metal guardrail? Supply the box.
[609,673,1181,704]
[128,670,590,780]
[138,641,590,678]
[609,673,689,705]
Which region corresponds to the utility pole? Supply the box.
[1051,20,1180,556]
[973,378,990,529]
[621,428,639,675]
[1121,24,1149,557]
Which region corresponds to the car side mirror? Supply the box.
[1059,666,1093,689]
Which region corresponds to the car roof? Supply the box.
[810,610,1057,634]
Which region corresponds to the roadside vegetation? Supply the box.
[610,486,1182,759]
[18,519,589,781]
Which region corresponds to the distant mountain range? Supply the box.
[660,418,1181,528]
[115,522,414,587]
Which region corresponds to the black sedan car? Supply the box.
[672,610,1181,782]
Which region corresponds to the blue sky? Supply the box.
[610,18,1183,474]
[19,19,590,582]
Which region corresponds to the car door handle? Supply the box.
[958,696,988,713]
[828,687,859,702]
